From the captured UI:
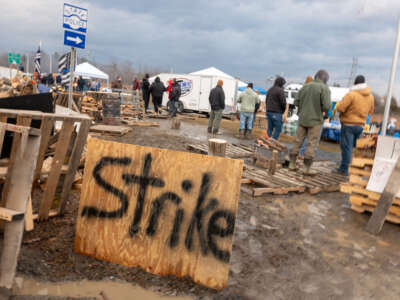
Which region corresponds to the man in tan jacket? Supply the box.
[335,75,374,175]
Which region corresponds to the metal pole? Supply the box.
[382,16,400,136]
[68,47,76,110]
[26,54,29,74]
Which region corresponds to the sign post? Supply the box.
[63,3,88,110]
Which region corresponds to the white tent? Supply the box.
[75,62,109,85]
[190,67,247,87]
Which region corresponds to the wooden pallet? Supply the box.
[0,109,91,223]
[90,124,132,136]
[241,162,347,196]
[340,141,400,224]
[186,142,254,159]
[0,122,41,290]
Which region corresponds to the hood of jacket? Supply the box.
[351,83,371,96]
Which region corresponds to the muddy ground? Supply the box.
[9,118,400,300]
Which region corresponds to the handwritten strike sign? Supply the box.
[74,138,243,290]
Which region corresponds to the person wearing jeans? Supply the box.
[237,83,259,138]
[266,76,287,140]
[339,125,363,174]
[335,75,374,175]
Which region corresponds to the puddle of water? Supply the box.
[13,277,194,300]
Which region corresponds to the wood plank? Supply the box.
[349,167,371,177]
[0,131,40,289]
[24,196,34,232]
[0,108,91,122]
[33,117,55,182]
[59,120,91,214]
[341,184,400,205]
[349,174,368,187]
[0,123,6,153]
[90,124,132,135]
[38,119,75,220]
[1,116,32,207]
[74,138,243,290]
[0,208,24,222]
[351,204,400,224]
[351,157,374,168]
[366,156,400,235]
[356,137,376,149]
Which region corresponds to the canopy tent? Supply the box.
[190,67,266,95]
[238,85,267,95]
[74,62,109,85]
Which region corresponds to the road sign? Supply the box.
[63,3,88,33]
[8,53,21,64]
[64,30,86,49]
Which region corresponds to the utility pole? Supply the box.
[382,16,400,136]
[347,57,358,88]
[68,47,76,110]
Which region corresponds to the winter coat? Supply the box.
[150,79,166,98]
[295,79,331,127]
[209,85,225,111]
[238,88,259,113]
[336,83,374,126]
[169,83,181,101]
[266,85,286,114]
[141,78,150,91]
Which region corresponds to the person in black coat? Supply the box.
[149,77,166,114]
[142,73,150,112]
[265,76,287,139]
[207,80,225,134]
[169,79,181,118]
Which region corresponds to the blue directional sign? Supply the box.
[63,3,88,33]
[64,30,86,49]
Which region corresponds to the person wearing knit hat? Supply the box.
[208,80,225,134]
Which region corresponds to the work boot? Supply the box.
[237,129,245,139]
[245,129,252,140]
[303,158,317,176]
[207,127,212,134]
[288,154,297,171]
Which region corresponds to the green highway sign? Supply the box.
[8,53,21,64]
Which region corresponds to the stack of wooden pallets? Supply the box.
[340,137,400,224]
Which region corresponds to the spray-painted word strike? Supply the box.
[81,153,235,263]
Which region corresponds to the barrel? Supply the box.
[102,93,121,125]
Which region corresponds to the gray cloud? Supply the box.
[1,0,400,99]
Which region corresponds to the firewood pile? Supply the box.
[121,103,146,120]
[0,77,37,98]
[81,94,102,121]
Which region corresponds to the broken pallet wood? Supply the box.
[187,142,253,159]
[90,124,132,136]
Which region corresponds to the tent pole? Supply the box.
[382,16,400,136]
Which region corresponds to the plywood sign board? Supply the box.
[367,136,400,197]
[74,138,243,290]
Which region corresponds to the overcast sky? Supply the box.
[1,0,400,99]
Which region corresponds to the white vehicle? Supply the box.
[150,72,239,114]
[285,83,349,105]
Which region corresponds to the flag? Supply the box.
[34,45,41,76]
[58,53,71,86]
[58,52,76,87]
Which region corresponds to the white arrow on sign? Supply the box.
[67,35,82,44]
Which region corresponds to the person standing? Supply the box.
[132,77,140,91]
[149,77,166,114]
[289,70,331,175]
[265,76,287,140]
[237,83,260,138]
[142,74,151,113]
[208,80,225,134]
[335,75,374,176]
[169,79,181,118]
[299,75,318,158]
